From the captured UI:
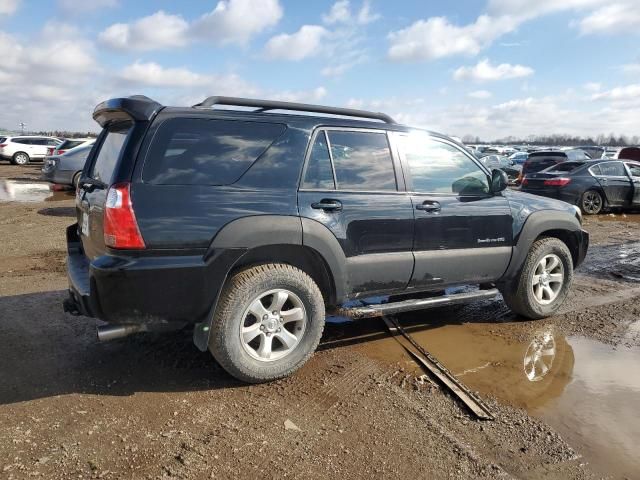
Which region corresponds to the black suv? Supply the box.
[64,96,588,383]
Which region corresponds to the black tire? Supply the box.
[11,151,30,165]
[72,171,82,189]
[209,263,325,383]
[500,237,573,320]
[580,189,604,215]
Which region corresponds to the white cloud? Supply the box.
[583,82,601,92]
[265,25,327,61]
[270,86,328,103]
[453,59,534,81]
[100,0,282,51]
[323,0,350,24]
[0,0,19,14]
[323,1,380,26]
[621,63,640,74]
[99,11,189,51]
[576,3,640,34]
[119,62,222,88]
[58,0,117,12]
[387,15,516,61]
[468,90,492,99]
[591,83,640,102]
[192,0,283,45]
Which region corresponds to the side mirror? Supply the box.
[491,169,508,193]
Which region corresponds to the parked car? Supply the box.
[480,154,521,183]
[617,147,640,161]
[64,95,588,383]
[46,138,95,157]
[509,151,529,165]
[0,136,62,165]
[521,159,640,214]
[578,146,604,160]
[521,149,591,178]
[41,144,93,187]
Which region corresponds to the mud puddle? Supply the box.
[324,316,640,478]
[580,241,640,282]
[0,180,73,202]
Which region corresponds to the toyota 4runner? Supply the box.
[64,95,588,383]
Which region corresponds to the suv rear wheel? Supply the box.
[209,263,325,383]
[12,152,30,165]
[501,237,573,319]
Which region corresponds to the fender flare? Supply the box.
[193,215,349,351]
[501,210,582,285]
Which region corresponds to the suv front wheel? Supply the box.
[209,263,325,383]
[501,237,573,319]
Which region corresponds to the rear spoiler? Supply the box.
[93,95,163,128]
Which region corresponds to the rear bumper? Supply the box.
[520,188,580,205]
[64,223,246,325]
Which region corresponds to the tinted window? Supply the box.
[143,118,285,185]
[90,123,131,184]
[31,138,48,146]
[566,149,590,161]
[302,131,335,190]
[598,161,626,176]
[525,154,565,173]
[327,130,396,191]
[47,139,60,146]
[589,164,601,176]
[400,134,489,195]
[12,138,29,144]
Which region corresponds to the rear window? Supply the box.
[143,118,286,185]
[90,123,131,184]
[525,153,566,173]
[58,139,83,150]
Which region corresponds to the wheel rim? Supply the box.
[15,153,28,165]
[531,254,564,305]
[239,288,307,362]
[523,330,556,382]
[582,191,602,214]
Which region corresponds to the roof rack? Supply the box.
[192,96,396,124]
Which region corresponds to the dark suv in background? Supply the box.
[64,96,588,383]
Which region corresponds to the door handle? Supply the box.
[599,177,608,183]
[416,201,441,212]
[311,199,342,212]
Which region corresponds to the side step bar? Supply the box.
[341,288,500,319]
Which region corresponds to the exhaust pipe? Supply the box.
[97,324,146,342]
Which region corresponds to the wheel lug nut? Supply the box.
[260,325,265,330]
[272,311,278,315]
[263,315,268,320]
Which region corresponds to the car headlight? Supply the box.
[572,205,583,225]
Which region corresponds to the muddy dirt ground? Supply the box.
[1,163,639,479]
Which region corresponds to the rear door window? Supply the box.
[89,123,131,184]
[598,161,626,177]
[143,118,286,185]
[301,131,335,190]
[327,130,396,191]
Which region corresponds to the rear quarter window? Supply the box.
[89,123,131,184]
[143,118,286,185]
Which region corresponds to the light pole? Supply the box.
[18,122,26,135]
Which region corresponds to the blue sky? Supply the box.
[0,0,639,139]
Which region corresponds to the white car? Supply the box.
[0,136,63,165]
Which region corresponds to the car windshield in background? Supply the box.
[545,161,585,173]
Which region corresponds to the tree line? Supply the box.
[461,133,639,146]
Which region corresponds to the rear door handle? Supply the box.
[416,201,441,213]
[311,199,343,212]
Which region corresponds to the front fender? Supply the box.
[501,210,582,284]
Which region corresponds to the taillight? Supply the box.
[46,148,53,155]
[0,144,6,148]
[58,150,66,155]
[543,177,571,187]
[103,183,146,249]
[521,177,528,186]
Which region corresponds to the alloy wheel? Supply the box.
[239,289,307,362]
[582,191,602,214]
[531,254,564,305]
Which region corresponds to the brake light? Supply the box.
[0,144,6,148]
[521,177,528,186]
[103,183,145,249]
[58,150,66,155]
[46,147,54,155]
[543,177,571,187]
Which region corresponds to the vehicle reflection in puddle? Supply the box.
[323,314,640,478]
[0,180,73,203]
